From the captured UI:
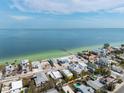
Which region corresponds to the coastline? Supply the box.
[0,41,123,64]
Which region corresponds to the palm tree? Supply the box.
[104,43,110,49]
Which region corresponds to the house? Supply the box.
[100,76,115,85]
[0,72,3,80]
[68,62,87,76]
[48,70,62,80]
[5,64,15,75]
[87,80,104,91]
[33,71,49,87]
[40,61,51,71]
[61,69,73,80]
[46,88,59,93]
[111,65,123,74]
[78,62,88,71]
[32,61,43,72]
[10,80,23,93]
[21,59,30,73]
[74,83,94,93]
[87,62,98,72]
[97,57,110,67]
[62,85,74,93]
[93,48,107,57]
[57,57,70,65]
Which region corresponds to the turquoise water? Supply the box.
[0,28,124,59]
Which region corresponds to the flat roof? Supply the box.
[74,84,94,93]
[62,85,74,93]
[87,80,104,90]
[46,88,59,93]
[34,71,48,86]
[48,70,62,79]
[62,69,73,77]
[11,80,23,90]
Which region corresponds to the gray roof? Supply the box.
[46,89,59,93]
[77,84,94,93]
[87,80,104,90]
[34,71,48,87]
[68,63,84,74]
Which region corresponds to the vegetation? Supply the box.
[96,89,108,93]
[104,43,110,49]
[106,82,115,91]
[121,44,124,47]
[117,78,123,84]
[95,68,111,76]
[119,60,124,68]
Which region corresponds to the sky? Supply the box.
[1,0,124,29]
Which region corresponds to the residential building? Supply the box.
[5,64,15,75]
[0,72,3,80]
[68,62,87,76]
[33,71,49,87]
[10,80,23,93]
[87,80,104,91]
[21,59,30,73]
[61,69,73,80]
[74,83,94,93]
[62,85,74,93]
[48,70,62,80]
[32,61,43,72]
[97,57,110,67]
[45,88,59,93]
[111,65,123,74]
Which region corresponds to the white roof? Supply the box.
[32,61,43,70]
[0,72,2,79]
[69,64,83,74]
[21,59,29,64]
[34,71,48,86]
[46,89,59,93]
[78,84,94,93]
[87,80,103,90]
[62,69,73,77]
[48,71,62,79]
[62,85,74,93]
[78,62,87,67]
[11,80,23,91]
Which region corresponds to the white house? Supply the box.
[48,70,62,80]
[10,80,23,93]
[62,85,74,93]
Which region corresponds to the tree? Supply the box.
[48,59,54,67]
[77,52,83,57]
[28,80,36,93]
[121,44,124,48]
[104,43,110,49]
[0,64,4,71]
[95,68,111,76]
[107,82,115,91]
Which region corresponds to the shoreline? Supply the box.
[0,41,123,64]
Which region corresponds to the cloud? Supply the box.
[11,0,124,14]
[10,15,32,21]
[110,7,124,13]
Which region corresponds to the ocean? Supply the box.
[0,28,124,59]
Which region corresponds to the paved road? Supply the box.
[115,85,124,93]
